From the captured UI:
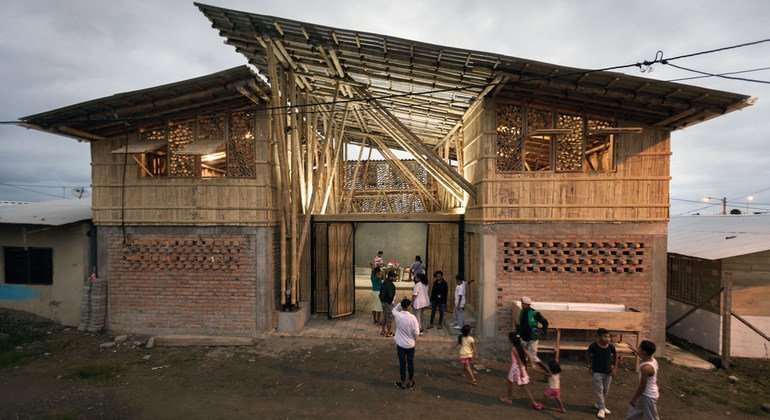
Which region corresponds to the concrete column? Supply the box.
[478,232,498,341]
[254,227,274,335]
[650,233,668,350]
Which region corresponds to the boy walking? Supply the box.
[587,328,618,419]
[626,340,660,420]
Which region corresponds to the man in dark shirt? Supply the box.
[516,296,549,374]
[426,271,448,329]
[586,328,618,419]
[379,270,397,337]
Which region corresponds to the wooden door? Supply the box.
[313,223,329,313]
[327,223,355,318]
[428,223,460,310]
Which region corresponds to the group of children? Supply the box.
[448,324,660,418]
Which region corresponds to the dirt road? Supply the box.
[0,311,767,419]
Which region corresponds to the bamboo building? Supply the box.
[19,3,754,346]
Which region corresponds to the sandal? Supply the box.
[470,380,478,386]
[385,332,395,337]
[499,396,512,405]
[532,403,544,411]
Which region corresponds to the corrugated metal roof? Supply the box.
[668,214,770,260]
[0,199,92,226]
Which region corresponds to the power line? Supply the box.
[667,66,770,83]
[664,62,770,84]
[0,183,68,199]
[2,37,769,126]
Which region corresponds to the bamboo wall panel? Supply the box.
[327,223,355,318]
[428,223,459,310]
[462,99,497,222]
[466,100,671,223]
[314,223,329,313]
[90,114,277,226]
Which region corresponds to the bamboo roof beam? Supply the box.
[353,85,475,200]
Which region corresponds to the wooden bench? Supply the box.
[513,301,643,368]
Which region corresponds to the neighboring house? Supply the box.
[0,199,93,326]
[667,215,770,358]
[17,4,755,345]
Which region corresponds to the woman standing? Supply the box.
[411,273,430,334]
[371,267,383,325]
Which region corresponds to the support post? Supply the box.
[721,272,732,368]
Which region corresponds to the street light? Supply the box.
[747,196,754,214]
[703,196,727,215]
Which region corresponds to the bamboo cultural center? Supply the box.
[19,3,755,347]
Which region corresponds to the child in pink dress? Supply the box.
[500,332,543,410]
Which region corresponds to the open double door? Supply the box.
[313,222,355,319]
[313,221,461,320]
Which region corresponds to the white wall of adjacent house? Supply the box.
[0,222,90,326]
[729,315,770,358]
[667,299,722,353]
[667,299,770,359]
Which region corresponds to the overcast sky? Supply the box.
[1,0,768,216]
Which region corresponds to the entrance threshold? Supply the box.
[273,289,454,342]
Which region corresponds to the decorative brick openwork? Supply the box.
[121,237,242,272]
[501,239,647,274]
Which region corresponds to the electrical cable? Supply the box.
[664,62,770,84]
[0,182,67,199]
[667,66,770,83]
[1,37,769,126]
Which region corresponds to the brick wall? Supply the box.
[108,232,258,337]
[495,234,654,336]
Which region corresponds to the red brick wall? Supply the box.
[108,233,258,337]
[496,234,654,335]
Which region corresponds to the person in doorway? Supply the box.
[500,332,543,410]
[379,270,397,337]
[515,296,549,375]
[392,298,420,390]
[411,273,430,334]
[587,328,618,419]
[451,324,478,385]
[409,255,425,281]
[370,267,384,325]
[625,340,659,420]
[452,274,467,330]
[372,250,385,269]
[426,271,447,329]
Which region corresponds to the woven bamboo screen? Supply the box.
[497,104,614,173]
[343,160,432,213]
[134,110,256,178]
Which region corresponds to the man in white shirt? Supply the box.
[453,274,467,329]
[392,298,420,390]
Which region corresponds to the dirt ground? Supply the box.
[1,309,768,419]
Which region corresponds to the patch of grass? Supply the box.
[0,331,44,368]
[40,409,78,420]
[70,362,125,381]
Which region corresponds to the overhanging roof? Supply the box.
[0,199,92,226]
[668,214,770,260]
[19,66,269,141]
[195,3,754,147]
